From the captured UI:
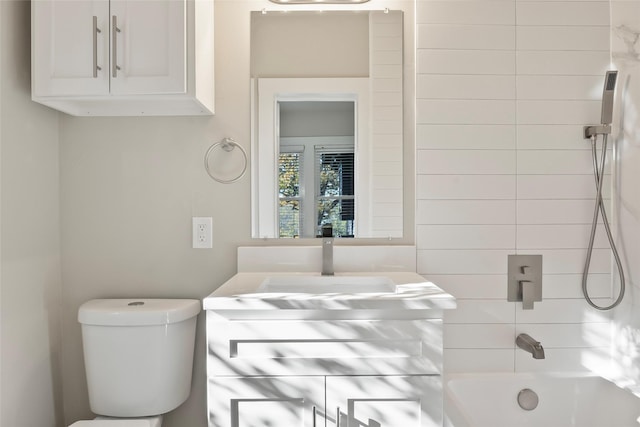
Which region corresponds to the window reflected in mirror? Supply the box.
[278,101,356,238]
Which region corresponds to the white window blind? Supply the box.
[315,145,355,237]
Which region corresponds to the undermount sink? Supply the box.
[257,275,396,294]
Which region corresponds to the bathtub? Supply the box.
[444,373,640,427]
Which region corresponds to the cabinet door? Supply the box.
[326,376,443,427]
[110,0,186,95]
[209,376,325,427]
[32,0,110,96]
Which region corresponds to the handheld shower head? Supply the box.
[584,70,619,139]
[601,70,618,125]
[581,69,627,310]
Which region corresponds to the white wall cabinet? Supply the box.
[31,0,214,116]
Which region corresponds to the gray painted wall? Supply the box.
[1,1,63,426]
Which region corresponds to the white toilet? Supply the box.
[69,299,201,427]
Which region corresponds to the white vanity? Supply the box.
[204,255,455,427]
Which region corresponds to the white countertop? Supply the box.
[203,271,456,313]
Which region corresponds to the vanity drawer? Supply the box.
[207,315,442,376]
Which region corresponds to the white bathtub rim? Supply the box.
[443,371,638,427]
[446,370,640,398]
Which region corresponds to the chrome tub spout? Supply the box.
[516,333,545,359]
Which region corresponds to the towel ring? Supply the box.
[204,137,248,184]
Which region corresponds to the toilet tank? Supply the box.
[78,299,201,417]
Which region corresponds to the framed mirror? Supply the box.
[250,10,407,239]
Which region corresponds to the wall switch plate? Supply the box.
[192,217,213,249]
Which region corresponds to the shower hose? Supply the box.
[582,133,626,310]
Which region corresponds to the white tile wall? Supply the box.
[515,348,610,372]
[417,75,516,99]
[516,199,607,224]
[417,100,516,124]
[417,150,516,175]
[444,324,516,349]
[417,200,516,225]
[516,51,609,76]
[517,150,605,175]
[516,27,609,51]
[516,225,608,249]
[517,100,601,124]
[370,10,404,238]
[429,275,507,299]
[517,174,611,199]
[418,250,511,275]
[444,300,515,324]
[416,0,612,373]
[515,300,611,324]
[417,125,516,150]
[517,125,596,149]
[515,323,611,348]
[417,174,516,200]
[543,273,611,299]
[418,50,516,75]
[417,25,516,50]
[516,76,604,100]
[536,249,611,274]
[417,225,516,249]
[238,246,417,273]
[516,2,609,27]
[445,349,515,372]
[420,2,515,26]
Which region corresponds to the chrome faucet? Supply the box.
[516,333,545,359]
[321,224,334,276]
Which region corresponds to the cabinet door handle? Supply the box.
[92,16,101,77]
[312,405,316,427]
[336,406,341,427]
[111,15,121,78]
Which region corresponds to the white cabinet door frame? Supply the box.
[32,0,110,96]
[209,376,325,427]
[110,0,186,95]
[326,376,443,427]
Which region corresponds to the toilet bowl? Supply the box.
[69,299,200,427]
[69,415,162,427]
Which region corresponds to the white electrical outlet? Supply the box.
[192,217,213,249]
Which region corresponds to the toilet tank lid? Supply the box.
[78,299,201,326]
